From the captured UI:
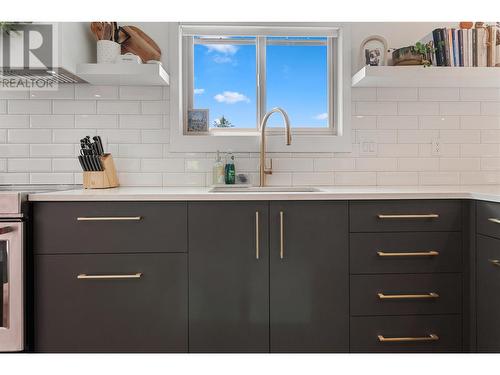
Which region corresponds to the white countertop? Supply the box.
[27,185,500,203]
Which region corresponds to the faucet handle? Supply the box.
[265,158,273,175]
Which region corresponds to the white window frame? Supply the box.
[168,23,352,153]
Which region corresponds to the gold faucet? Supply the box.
[259,107,292,187]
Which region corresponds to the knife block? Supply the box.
[83,154,120,189]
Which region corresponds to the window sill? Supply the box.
[168,130,352,153]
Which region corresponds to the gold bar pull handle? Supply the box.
[378,334,439,343]
[77,216,142,221]
[280,211,284,259]
[77,273,142,280]
[377,214,439,219]
[377,250,439,257]
[377,292,439,300]
[488,218,500,224]
[255,211,260,260]
[489,259,500,267]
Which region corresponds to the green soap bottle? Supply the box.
[225,152,236,184]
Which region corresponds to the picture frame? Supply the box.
[359,35,388,68]
[186,109,209,134]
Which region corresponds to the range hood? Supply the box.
[0,67,86,84]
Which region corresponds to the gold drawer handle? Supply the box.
[255,211,260,260]
[377,214,439,219]
[377,292,439,300]
[377,251,439,257]
[488,218,500,224]
[77,216,142,221]
[378,334,439,343]
[77,273,142,280]
[280,211,285,260]
[489,259,500,267]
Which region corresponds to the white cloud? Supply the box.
[205,44,238,55]
[314,112,328,120]
[194,88,205,95]
[214,91,250,104]
[213,55,233,64]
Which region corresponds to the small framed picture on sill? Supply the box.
[187,109,209,134]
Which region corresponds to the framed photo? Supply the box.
[359,35,388,68]
[187,109,209,134]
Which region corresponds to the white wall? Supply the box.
[0,22,498,187]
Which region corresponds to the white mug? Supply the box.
[96,40,121,63]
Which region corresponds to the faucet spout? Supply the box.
[259,107,292,187]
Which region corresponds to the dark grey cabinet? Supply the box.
[35,253,187,352]
[269,201,348,352]
[477,234,500,352]
[188,202,270,352]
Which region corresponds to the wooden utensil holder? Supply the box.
[83,154,120,189]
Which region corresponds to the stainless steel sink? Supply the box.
[209,186,322,193]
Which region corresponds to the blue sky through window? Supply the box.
[193,38,328,129]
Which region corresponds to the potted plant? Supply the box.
[392,41,437,67]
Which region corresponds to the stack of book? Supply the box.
[420,25,499,67]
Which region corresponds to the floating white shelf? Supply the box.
[352,66,500,88]
[76,63,169,86]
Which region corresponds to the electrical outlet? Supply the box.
[359,140,378,156]
[431,137,441,156]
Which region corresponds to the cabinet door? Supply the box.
[35,253,187,353]
[270,201,349,352]
[477,235,500,352]
[188,202,269,352]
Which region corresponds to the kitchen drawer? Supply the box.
[350,232,462,274]
[350,274,461,316]
[35,253,187,352]
[33,202,187,254]
[349,200,462,232]
[477,201,500,240]
[350,315,461,353]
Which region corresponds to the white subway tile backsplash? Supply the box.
[351,116,376,129]
[351,88,377,101]
[265,173,292,186]
[461,144,500,157]
[119,114,163,129]
[273,158,314,172]
[398,102,439,115]
[419,172,460,185]
[118,173,163,186]
[31,115,74,128]
[30,173,74,184]
[356,158,397,171]
[30,85,75,99]
[162,172,205,186]
[0,91,29,99]
[314,158,355,171]
[481,102,500,116]
[0,100,6,114]
[355,102,397,116]
[8,158,51,172]
[52,158,81,172]
[292,172,334,186]
[8,129,51,143]
[378,144,419,157]
[480,130,500,144]
[334,171,376,186]
[113,158,141,172]
[141,101,170,114]
[141,158,185,173]
[30,144,75,157]
[118,144,163,158]
[141,129,170,144]
[0,115,29,128]
[53,100,96,114]
[377,116,418,129]
[75,85,118,100]
[377,172,419,186]
[0,144,29,157]
[377,88,417,101]
[419,88,459,101]
[398,130,438,144]
[398,158,439,171]
[98,101,140,114]
[97,129,141,144]
[75,114,117,128]
[460,172,500,185]
[439,158,480,171]
[0,173,29,184]
[460,88,500,101]
[119,86,163,100]
[419,116,459,129]
[356,129,397,144]
[0,159,6,172]
[185,158,213,173]
[419,143,460,157]
[481,158,500,170]
[52,129,96,143]
[8,100,51,114]
[439,130,480,144]
[461,116,500,129]
[440,102,481,115]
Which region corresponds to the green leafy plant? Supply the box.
[413,41,437,67]
[213,115,234,128]
[0,22,24,35]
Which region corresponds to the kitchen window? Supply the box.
[181,26,338,134]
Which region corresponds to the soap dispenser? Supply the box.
[224,152,236,185]
[212,150,225,185]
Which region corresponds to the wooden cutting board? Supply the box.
[120,26,161,62]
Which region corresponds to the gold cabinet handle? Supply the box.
[378,334,439,343]
[377,214,439,219]
[77,216,142,221]
[377,292,439,300]
[77,273,142,280]
[377,250,439,257]
[488,218,500,224]
[280,211,284,259]
[255,211,260,260]
[489,259,500,267]
[0,226,14,235]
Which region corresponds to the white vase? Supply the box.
[96,40,121,63]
